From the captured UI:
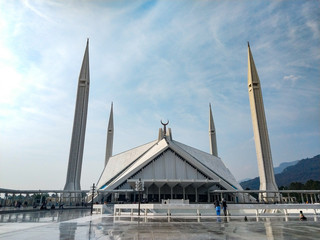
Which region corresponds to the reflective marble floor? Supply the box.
[0,210,319,239]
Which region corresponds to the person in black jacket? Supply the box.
[222,198,227,216]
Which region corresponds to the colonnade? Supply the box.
[1,189,319,207]
[98,183,235,204]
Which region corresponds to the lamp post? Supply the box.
[90,183,96,215]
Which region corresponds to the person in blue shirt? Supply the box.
[214,200,221,216]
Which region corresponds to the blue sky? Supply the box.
[0,0,319,190]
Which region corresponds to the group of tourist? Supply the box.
[214,198,228,216]
[214,199,308,221]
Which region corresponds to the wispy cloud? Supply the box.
[22,0,57,24]
[283,74,300,86]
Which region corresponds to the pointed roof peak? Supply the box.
[105,101,114,166]
[247,41,250,47]
[209,103,213,114]
[78,39,90,82]
[110,102,114,116]
[209,102,218,156]
[247,41,261,86]
[108,102,114,117]
[85,38,89,52]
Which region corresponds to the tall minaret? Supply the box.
[209,103,218,157]
[64,39,90,191]
[104,102,114,166]
[247,42,278,202]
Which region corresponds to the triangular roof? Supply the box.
[96,140,158,189]
[171,140,241,189]
[97,137,242,191]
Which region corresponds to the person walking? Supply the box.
[214,199,221,216]
[222,198,227,216]
[102,201,109,214]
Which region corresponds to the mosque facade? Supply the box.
[96,119,243,203]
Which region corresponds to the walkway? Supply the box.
[0,209,319,239]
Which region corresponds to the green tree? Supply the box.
[304,180,320,190]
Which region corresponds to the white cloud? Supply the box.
[283,74,300,86]
[22,0,57,24]
[0,63,24,105]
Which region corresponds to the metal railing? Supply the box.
[0,188,91,209]
[210,190,320,204]
[1,188,319,211]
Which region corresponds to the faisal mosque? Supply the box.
[63,40,278,203]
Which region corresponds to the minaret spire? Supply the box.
[105,102,114,166]
[64,40,90,192]
[209,103,218,157]
[247,43,278,202]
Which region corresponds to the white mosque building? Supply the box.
[63,40,277,204]
[95,105,244,204]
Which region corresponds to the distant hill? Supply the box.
[239,178,251,183]
[274,160,300,174]
[240,154,320,190]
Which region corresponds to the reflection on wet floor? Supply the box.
[92,216,320,240]
[0,211,319,240]
[97,216,319,240]
[59,222,77,240]
[0,209,91,223]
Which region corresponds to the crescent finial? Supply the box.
[160,120,169,126]
[160,120,169,136]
